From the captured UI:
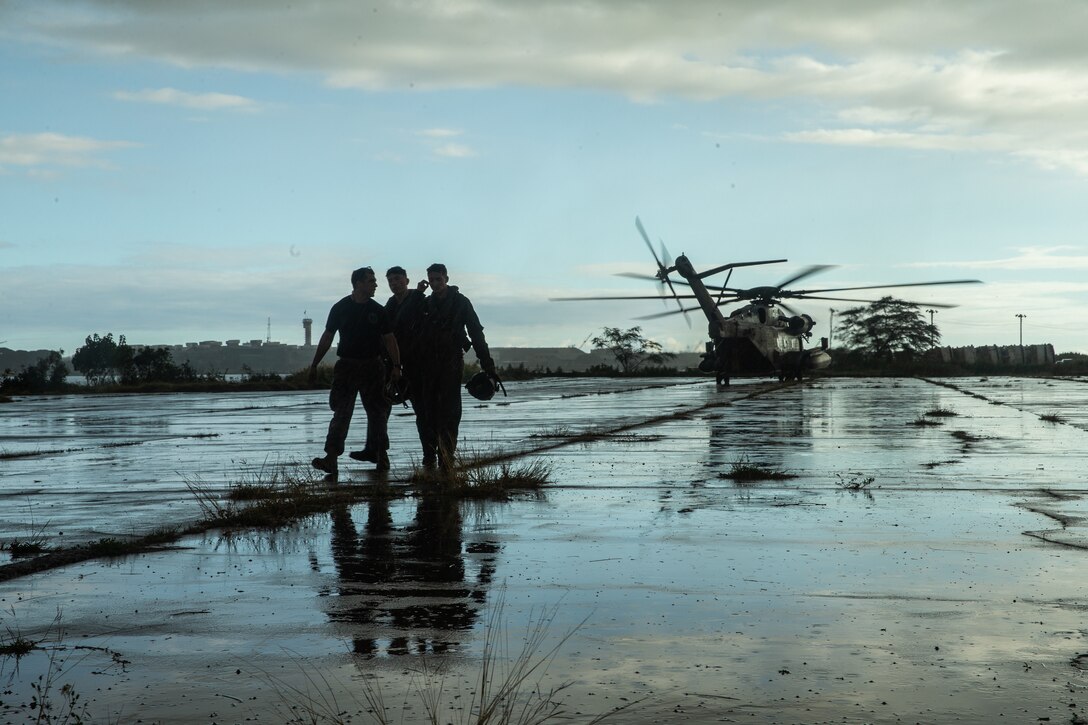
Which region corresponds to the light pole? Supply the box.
[926,308,937,327]
[828,308,836,348]
[1016,313,1027,363]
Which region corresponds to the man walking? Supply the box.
[310,266,401,476]
[415,262,496,469]
[350,265,426,464]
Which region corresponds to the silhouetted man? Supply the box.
[415,263,495,469]
[309,266,401,476]
[350,265,427,464]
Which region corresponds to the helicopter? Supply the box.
[554,218,981,387]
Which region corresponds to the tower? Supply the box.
[303,316,313,347]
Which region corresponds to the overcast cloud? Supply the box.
[3,1,1087,355]
[7,0,1088,173]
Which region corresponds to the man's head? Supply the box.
[386,266,409,296]
[350,266,377,298]
[426,262,449,295]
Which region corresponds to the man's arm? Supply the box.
[462,298,495,374]
[382,333,402,379]
[308,329,336,381]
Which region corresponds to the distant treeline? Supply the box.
[3,340,1084,398]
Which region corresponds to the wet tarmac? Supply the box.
[3,376,1088,723]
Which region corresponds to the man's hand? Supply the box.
[481,357,497,376]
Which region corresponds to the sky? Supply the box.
[3,0,1088,356]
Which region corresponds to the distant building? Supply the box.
[932,343,1055,366]
[467,347,705,372]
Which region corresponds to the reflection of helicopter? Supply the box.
[555,218,981,387]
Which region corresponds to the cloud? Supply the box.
[908,246,1088,271]
[433,143,476,158]
[112,87,262,112]
[417,128,462,138]
[4,1,1084,175]
[0,132,138,172]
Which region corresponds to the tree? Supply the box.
[0,351,68,393]
[590,326,676,373]
[72,333,127,385]
[836,296,940,361]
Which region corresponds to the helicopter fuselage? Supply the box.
[672,254,829,385]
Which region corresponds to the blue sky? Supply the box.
[3,0,1088,356]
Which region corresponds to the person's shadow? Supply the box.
[326,493,499,658]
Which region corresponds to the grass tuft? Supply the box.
[719,457,797,483]
[186,459,357,530]
[5,539,48,558]
[411,457,553,500]
[924,407,958,417]
[0,635,37,657]
[1040,412,1065,423]
[836,472,875,490]
[908,416,943,427]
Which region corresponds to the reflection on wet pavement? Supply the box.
[3,376,1088,722]
[323,495,498,658]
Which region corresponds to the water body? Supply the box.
[3,376,1088,723]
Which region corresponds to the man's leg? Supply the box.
[350,358,391,463]
[359,359,392,471]
[435,356,463,468]
[316,359,358,474]
[414,366,439,467]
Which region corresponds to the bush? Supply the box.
[0,351,68,394]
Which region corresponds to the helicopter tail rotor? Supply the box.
[635,217,689,325]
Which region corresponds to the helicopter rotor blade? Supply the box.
[635,217,666,273]
[773,264,837,290]
[788,279,983,296]
[550,294,701,301]
[778,294,960,308]
[698,259,789,279]
[635,304,706,321]
[615,271,680,284]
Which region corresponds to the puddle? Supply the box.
[3,377,1088,722]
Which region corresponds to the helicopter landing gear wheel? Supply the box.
[714,343,731,389]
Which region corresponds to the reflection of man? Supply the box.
[416,263,496,469]
[309,266,401,476]
[326,495,498,657]
[351,266,426,465]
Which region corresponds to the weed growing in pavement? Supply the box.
[4,538,47,558]
[5,609,125,725]
[528,426,574,439]
[186,458,340,527]
[259,594,634,725]
[719,457,798,483]
[1040,412,1066,423]
[924,407,958,417]
[950,430,983,443]
[835,473,875,490]
[2,503,51,558]
[0,612,38,659]
[410,456,553,500]
[907,416,943,427]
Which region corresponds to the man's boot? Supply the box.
[375,450,390,473]
[349,447,378,463]
[311,454,338,477]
